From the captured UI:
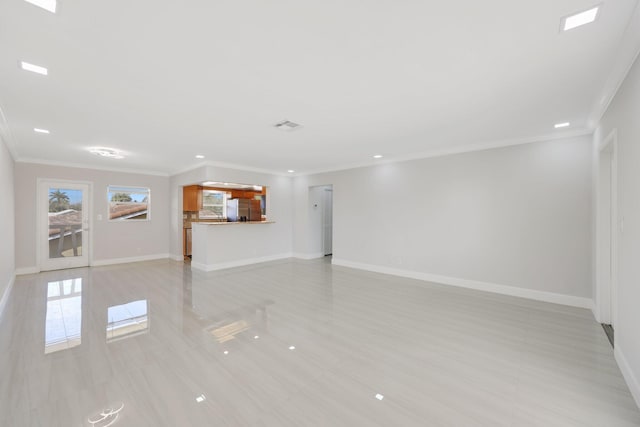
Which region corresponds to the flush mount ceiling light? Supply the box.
[24,0,56,13]
[554,122,571,128]
[561,5,600,32]
[89,147,124,159]
[20,61,48,75]
[34,128,50,134]
[274,120,302,131]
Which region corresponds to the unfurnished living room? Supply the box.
[1,0,640,425]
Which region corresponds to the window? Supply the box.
[108,186,150,221]
[200,190,228,219]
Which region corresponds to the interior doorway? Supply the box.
[597,131,617,345]
[322,187,333,256]
[308,185,333,257]
[39,180,91,271]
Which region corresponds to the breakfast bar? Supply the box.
[190,221,285,272]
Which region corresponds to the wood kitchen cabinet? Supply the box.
[183,185,202,211]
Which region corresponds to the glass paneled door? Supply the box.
[40,181,90,271]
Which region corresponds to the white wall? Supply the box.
[0,136,15,316]
[14,163,170,271]
[596,52,640,406]
[294,136,593,304]
[169,165,293,262]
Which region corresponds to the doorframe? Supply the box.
[595,130,618,327]
[37,178,94,272]
[322,186,333,256]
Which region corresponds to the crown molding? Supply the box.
[169,159,292,178]
[588,1,640,128]
[16,157,169,177]
[0,103,19,162]
[296,129,593,177]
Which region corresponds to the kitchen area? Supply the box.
[183,181,269,261]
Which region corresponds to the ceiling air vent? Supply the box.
[274,120,301,131]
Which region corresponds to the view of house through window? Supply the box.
[108,186,150,221]
[201,190,227,219]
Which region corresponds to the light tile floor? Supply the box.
[1,258,639,426]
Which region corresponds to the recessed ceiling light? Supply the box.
[561,5,600,32]
[195,394,206,403]
[20,61,48,76]
[223,350,229,355]
[34,128,50,134]
[274,120,302,131]
[554,122,570,129]
[375,394,385,401]
[287,170,295,173]
[373,155,383,159]
[88,147,124,159]
[254,335,259,339]
[195,154,205,159]
[24,0,56,13]
[288,345,296,350]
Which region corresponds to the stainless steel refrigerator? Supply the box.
[227,199,261,222]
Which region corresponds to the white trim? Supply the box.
[17,158,169,177]
[0,105,19,161]
[91,253,169,267]
[298,130,592,176]
[615,345,640,409]
[587,1,640,128]
[591,300,600,323]
[15,267,40,275]
[191,253,292,272]
[595,129,618,326]
[0,274,15,322]
[331,258,593,309]
[13,129,593,180]
[38,179,92,271]
[169,159,292,178]
[293,252,325,260]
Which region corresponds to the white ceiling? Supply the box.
[1,0,639,176]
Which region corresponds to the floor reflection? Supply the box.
[45,278,82,354]
[106,300,149,342]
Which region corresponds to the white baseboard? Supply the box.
[331,258,593,309]
[615,344,640,409]
[91,253,170,267]
[293,252,326,260]
[0,274,15,322]
[191,253,293,272]
[15,266,40,275]
[591,300,602,323]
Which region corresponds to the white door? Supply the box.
[40,181,90,271]
[597,131,618,328]
[322,187,333,256]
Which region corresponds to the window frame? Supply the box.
[107,185,151,222]
[200,189,228,219]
